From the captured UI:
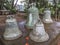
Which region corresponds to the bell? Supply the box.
[14,0,25,12]
[47,0,54,6]
[3,15,22,40]
[43,8,53,23]
[26,3,40,29]
[29,20,49,42]
[19,1,25,12]
[55,0,59,4]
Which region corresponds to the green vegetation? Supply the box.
[0,0,16,14]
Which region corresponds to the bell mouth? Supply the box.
[3,33,22,40]
[30,32,49,42]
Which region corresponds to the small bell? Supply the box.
[29,20,49,42]
[55,0,59,4]
[19,1,25,12]
[14,0,25,12]
[43,8,53,23]
[47,0,54,6]
[3,15,22,40]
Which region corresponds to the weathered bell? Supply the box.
[3,15,22,40]
[47,0,54,6]
[43,8,53,23]
[55,0,59,4]
[29,21,49,42]
[26,3,40,29]
[14,0,25,12]
[19,1,25,12]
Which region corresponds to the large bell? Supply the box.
[3,15,22,40]
[43,8,53,23]
[29,20,49,42]
[26,3,40,29]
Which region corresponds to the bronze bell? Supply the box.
[29,20,49,42]
[26,3,40,29]
[47,0,54,6]
[3,15,22,40]
[43,8,53,23]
